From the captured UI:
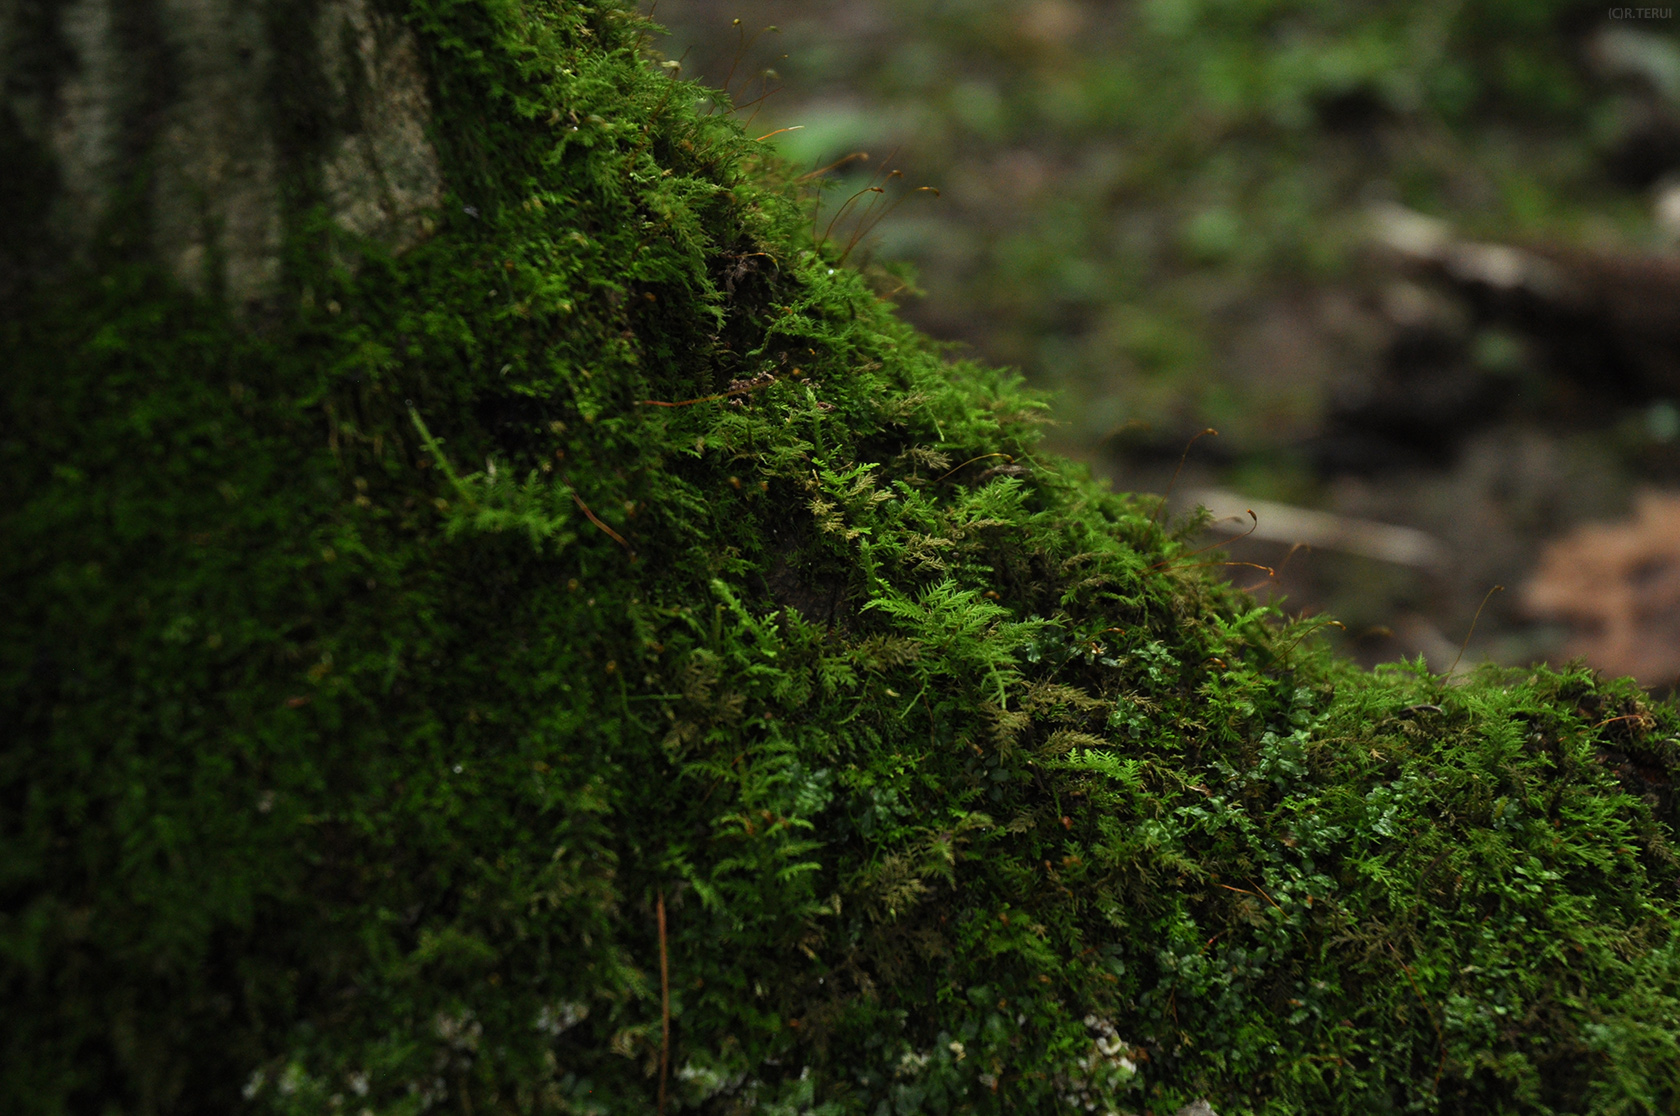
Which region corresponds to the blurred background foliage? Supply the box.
[645,0,1680,685]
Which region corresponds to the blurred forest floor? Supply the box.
[644,0,1680,690]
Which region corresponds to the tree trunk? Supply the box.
[2,0,441,310]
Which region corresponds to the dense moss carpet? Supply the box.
[5,2,1680,1112]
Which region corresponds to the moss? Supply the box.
[4,1,1680,1114]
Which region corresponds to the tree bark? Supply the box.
[2,0,442,310]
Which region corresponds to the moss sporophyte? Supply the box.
[5,1,1680,1114]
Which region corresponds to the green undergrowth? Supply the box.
[4,1,1680,1114]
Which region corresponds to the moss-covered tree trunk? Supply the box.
[6,4,1680,1115]
[2,0,439,307]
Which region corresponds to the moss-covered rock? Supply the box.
[4,2,1680,1113]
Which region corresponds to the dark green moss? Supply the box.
[4,2,1680,1114]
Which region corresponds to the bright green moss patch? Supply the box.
[5,2,1680,1114]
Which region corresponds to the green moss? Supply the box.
[4,2,1680,1114]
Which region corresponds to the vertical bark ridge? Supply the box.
[0,0,440,310]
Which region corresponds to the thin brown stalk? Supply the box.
[934,453,1015,484]
[721,19,747,98]
[820,186,883,250]
[796,152,870,184]
[1149,427,1218,529]
[1446,585,1503,678]
[736,82,785,128]
[842,182,941,266]
[814,147,906,252]
[1149,509,1258,571]
[721,21,778,106]
[839,171,901,262]
[569,489,629,550]
[1242,540,1309,593]
[1281,617,1346,658]
[839,174,941,265]
[1176,559,1276,578]
[658,890,671,1116]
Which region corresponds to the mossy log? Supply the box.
[4,2,1680,1113]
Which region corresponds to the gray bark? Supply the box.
[1,0,442,308]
